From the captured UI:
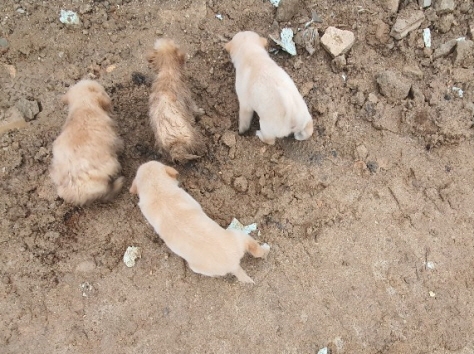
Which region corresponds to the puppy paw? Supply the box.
[256,131,275,145]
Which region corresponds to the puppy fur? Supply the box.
[130,161,270,283]
[50,79,124,206]
[147,38,205,163]
[225,31,314,145]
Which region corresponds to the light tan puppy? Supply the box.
[147,38,205,163]
[225,31,314,145]
[130,161,270,283]
[50,80,124,205]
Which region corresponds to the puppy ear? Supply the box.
[98,92,112,112]
[165,166,179,179]
[224,41,232,53]
[259,37,268,49]
[146,50,155,63]
[129,179,138,194]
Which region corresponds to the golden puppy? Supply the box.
[147,38,205,163]
[225,31,314,145]
[50,80,124,205]
[130,161,270,283]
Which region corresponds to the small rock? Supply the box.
[276,0,299,22]
[0,107,27,135]
[454,39,474,67]
[75,260,96,273]
[382,0,400,14]
[435,0,455,14]
[15,98,40,122]
[320,27,355,58]
[376,71,411,102]
[374,20,390,44]
[433,39,457,59]
[123,246,141,267]
[294,27,319,55]
[418,0,431,8]
[367,92,378,104]
[0,38,9,54]
[79,4,93,15]
[367,161,378,173]
[34,147,49,162]
[403,65,424,80]
[331,55,346,73]
[233,176,248,193]
[221,131,236,147]
[436,14,454,34]
[390,10,425,40]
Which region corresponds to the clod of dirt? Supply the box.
[131,72,151,86]
[233,176,248,193]
[294,27,319,55]
[390,10,424,40]
[15,98,40,121]
[221,131,236,148]
[454,39,474,67]
[382,0,400,14]
[0,107,27,135]
[376,71,411,102]
[331,55,346,73]
[433,39,458,59]
[320,27,355,58]
[436,14,454,34]
[275,0,299,22]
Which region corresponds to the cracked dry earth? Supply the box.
[1,0,474,353]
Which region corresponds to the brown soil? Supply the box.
[1,0,474,353]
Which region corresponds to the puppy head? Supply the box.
[146,38,186,71]
[132,161,180,194]
[225,31,268,56]
[62,80,112,112]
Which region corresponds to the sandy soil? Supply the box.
[1,0,474,353]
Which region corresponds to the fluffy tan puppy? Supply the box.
[50,80,124,206]
[225,31,314,145]
[130,161,270,283]
[147,38,205,163]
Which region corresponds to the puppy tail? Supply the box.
[244,235,270,259]
[101,176,124,202]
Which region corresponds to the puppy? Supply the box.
[130,161,270,283]
[147,38,205,163]
[50,79,124,205]
[225,31,314,145]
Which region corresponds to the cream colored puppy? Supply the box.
[50,80,124,205]
[225,31,314,145]
[147,38,205,163]
[130,161,270,283]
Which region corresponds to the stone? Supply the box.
[376,71,411,102]
[276,0,299,22]
[433,39,457,59]
[374,20,390,44]
[0,107,27,135]
[403,65,424,80]
[294,27,319,55]
[331,55,346,73]
[300,82,314,97]
[356,144,368,160]
[221,131,236,148]
[0,38,8,54]
[418,0,431,8]
[382,0,400,14]
[435,0,455,14]
[320,27,355,58]
[390,10,425,40]
[436,14,454,34]
[233,176,248,193]
[454,39,474,67]
[15,98,40,121]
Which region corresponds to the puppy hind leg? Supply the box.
[245,236,270,258]
[238,105,254,134]
[232,266,255,284]
[294,120,314,141]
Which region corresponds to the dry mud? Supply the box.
[1,0,474,353]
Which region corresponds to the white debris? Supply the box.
[123,246,141,267]
[227,218,257,234]
[456,37,466,42]
[270,28,297,56]
[60,10,81,26]
[426,261,435,269]
[317,348,328,354]
[423,28,431,48]
[215,14,223,20]
[269,0,281,7]
[452,86,464,98]
[429,291,436,297]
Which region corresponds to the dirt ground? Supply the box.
[1,0,474,353]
